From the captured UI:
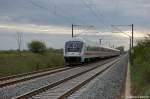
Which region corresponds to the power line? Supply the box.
[86,0,111,24]
[75,25,97,37]
[27,0,111,35]
[111,25,131,37]
[27,0,74,24]
[81,0,110,31]
[49,0,86,24]
[27,0,87,25]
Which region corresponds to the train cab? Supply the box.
[64,40,84,64]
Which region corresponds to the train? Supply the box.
[64,37,120,65]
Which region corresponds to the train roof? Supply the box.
[66,37,120,52]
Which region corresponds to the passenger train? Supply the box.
[64,37,120,64]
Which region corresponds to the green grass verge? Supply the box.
[130,37,150,97]
[0,50,64,77]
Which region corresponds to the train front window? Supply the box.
[65,41,83,52]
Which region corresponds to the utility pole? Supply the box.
[109,42,111,47]
[99,39,102,45]
[131,24,134,65]
[72,24,74,38]
[16,31,23,56]
[131,24,134,48]
[129,37,132,55]
[112,44,114,48]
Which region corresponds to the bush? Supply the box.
[130,35,150,96]
[28,41,47,54]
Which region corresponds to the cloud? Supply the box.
[0,0,149,36]
[0,23,72,34]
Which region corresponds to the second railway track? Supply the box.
[0,66,72,88]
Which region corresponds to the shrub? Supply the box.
[28,41,47,54]
[130,35,150,95]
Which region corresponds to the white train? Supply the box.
[64,37,120,64]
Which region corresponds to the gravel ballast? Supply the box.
[68,55,128,99]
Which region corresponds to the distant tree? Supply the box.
[16,31,23,56]
[28,41,47,54]
[116,46,124,54]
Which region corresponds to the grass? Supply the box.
[130,36,150,97]
[0,49,65,77]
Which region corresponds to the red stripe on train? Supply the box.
[85,52,100,55]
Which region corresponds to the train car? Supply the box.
[64,37,120,64]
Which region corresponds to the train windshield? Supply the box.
[65,41,83,52]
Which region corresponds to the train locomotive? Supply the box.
[64,37,120,64]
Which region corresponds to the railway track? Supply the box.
[12,57,120,99]
[0,66,63,81]
[0,66,72,87]
[0,57,117,88]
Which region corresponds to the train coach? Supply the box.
[64,37,120,64]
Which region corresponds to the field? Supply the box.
[0,49,64,77]
[130,36,150,97]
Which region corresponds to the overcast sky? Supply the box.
[0,0,150,37]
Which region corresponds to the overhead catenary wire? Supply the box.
[49,0,87,24]
[85,0,111,24]
[27,0,88,25]
[27,0,74,24]
[81,0,110,31]
[111,25,131,38]
[74,25,97,37]
[27,0,115,35]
